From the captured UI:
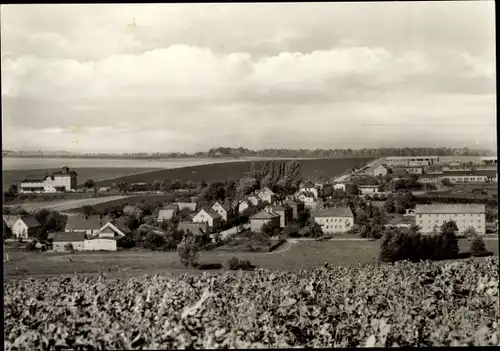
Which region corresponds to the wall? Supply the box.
[84,239,117,251]
[53,241,85,252]
[250,217,280,232]
[314,216,354,234]
[416,213,486,234]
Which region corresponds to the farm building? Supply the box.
[212,201,234,222]
[52,232,86,252]
[178,222,209,236]
[255,187,276,204]
[173,202,198,212]
[157,204,179,222]
[249,209,280,233]
[65,215,102,235]
[373,165,390,177]
[284,198,305,219]
[415,203,486,235]
[313,207,354,234]
[11,216,41,239]
[270,204,293,228]
[20,166,78,193]
[192,209,222,230]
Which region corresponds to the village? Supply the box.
[3,155,498,254]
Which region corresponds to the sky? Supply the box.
[1,2,496,153]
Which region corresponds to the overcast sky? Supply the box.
[1,2,496,153]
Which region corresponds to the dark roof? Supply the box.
[474,170,497,177]
[178,222,208,235]
[314,207,354,218]
[20,216,41,228]
[250,210,280,219]
[53,232,86,242]
[284,199,302,206]
[442,171,486,177]
[415,204,485,214]
[391,167,409,176]
[65,215,102,230]
[199,208,222,219]
[271,204,292,211]
[164,203,179,210]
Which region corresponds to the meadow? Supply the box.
[4,238,498,281]
[92,158,373,186]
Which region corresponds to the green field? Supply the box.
[4,238,498,281]
[3,167,163,188]
[66,194,179,213]
[92,158,373,186]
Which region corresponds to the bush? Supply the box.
[177,233,200,268]
[26,241,37,251]
[142,232,166,251]
[379,228,461,263]
[64,243,74,252]
[117,234,136,249]
[469,236,493,257]
[196,263,224,270]
[225,257,255,271]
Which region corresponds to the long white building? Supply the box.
[385,156,440,167]
[415,204,486,235]
[20,167,78,193]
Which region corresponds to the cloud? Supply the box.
[0,3,496,152]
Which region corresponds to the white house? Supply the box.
[11,216,41,239]
[192,209,222,229]
[157,204,179,222]
[298,181,319,199]
[246,195,262,207]
[20,167,78,193]
[358,185,380,195]
[314,207,354,234]
[255,187,276,204]
[415,203,486,235]
[373,165,390,177]
[212,201,233,222]
[52,232,86,252]
[84,221,128,251]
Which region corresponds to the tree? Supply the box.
[117,233,136,249]
[237,177,260,195]
[177,232,200,268]
[82,205,96,218]
[261,222,275,236]
[64,243,74,252]
[441,220,458,235]
[84,179,95,189]
[142,232,166,251]
[469,235,491,257]
[384,198,396,213]
[3,221,12,241]
[441,178,453,187]
[125,216,141,231]
[283,224,299,238]
[7,184,18,197]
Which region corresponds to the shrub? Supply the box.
[142,232,166,251]
[196,263,223,270]
[64,243,74,252]
[225,257,255,271]
[469,236,493,257]
[26,241,37,251]
[117,234,136,249]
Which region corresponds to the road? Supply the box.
[333,158,385,183]
[5,195,133,212]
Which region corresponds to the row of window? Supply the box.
[419,214,483,218]
[419,220,482,224]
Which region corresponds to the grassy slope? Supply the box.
[92,158,373,186]
[4,239,498,280]
[2,167,163,188]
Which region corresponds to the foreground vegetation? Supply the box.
[4,257,498,349]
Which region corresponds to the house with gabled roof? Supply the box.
[314,206,354,234]
[249,208,280,232]
[212,201,234,222]
[3,215,20,229]
[12,216,41,239]
[52,232,86,252]
[192,208,222,230]
[173,202,198,212]
[157,204,179,223]
[270,204,293,227]
[65,215,102,235]
[255,187,276,204]
[284,198,305,219]
[178,222,209,236]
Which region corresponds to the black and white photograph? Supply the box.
[2,1,498,348]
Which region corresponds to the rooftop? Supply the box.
[20,216,41,228]
[65,215,102,230]
[314,206,354,218]
[415,204,486,214]
[53,232,86,242]
[271,204,292,211]
[250,210,280,219]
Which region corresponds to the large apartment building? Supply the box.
[20,167,78,193]
[415,204,486,235]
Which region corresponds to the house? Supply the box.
[192,209,222,229]
[52,232,86,252]
[11,216,41,239]
[284,198,305,219]
[415,203,486,235]
[65,215,102,235]
[20,166,78,193]
[386,216,414,229]
[247,195,262,207]
[333,183,346,192]
[84,221,128,251]
[298,181,319,199]
[358,185,380,195]
[178,222,209,236]
[173,202,198,212]
[270,204,293,228]
[237,200,251,214]
[3,215,19,229]
[157,204,179,222]
[212,201,234,222]
[313,207,354,234]
[373,165,390,177]
[255,187,276,204]
[249,209,280,233]
[296,192,316,207]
